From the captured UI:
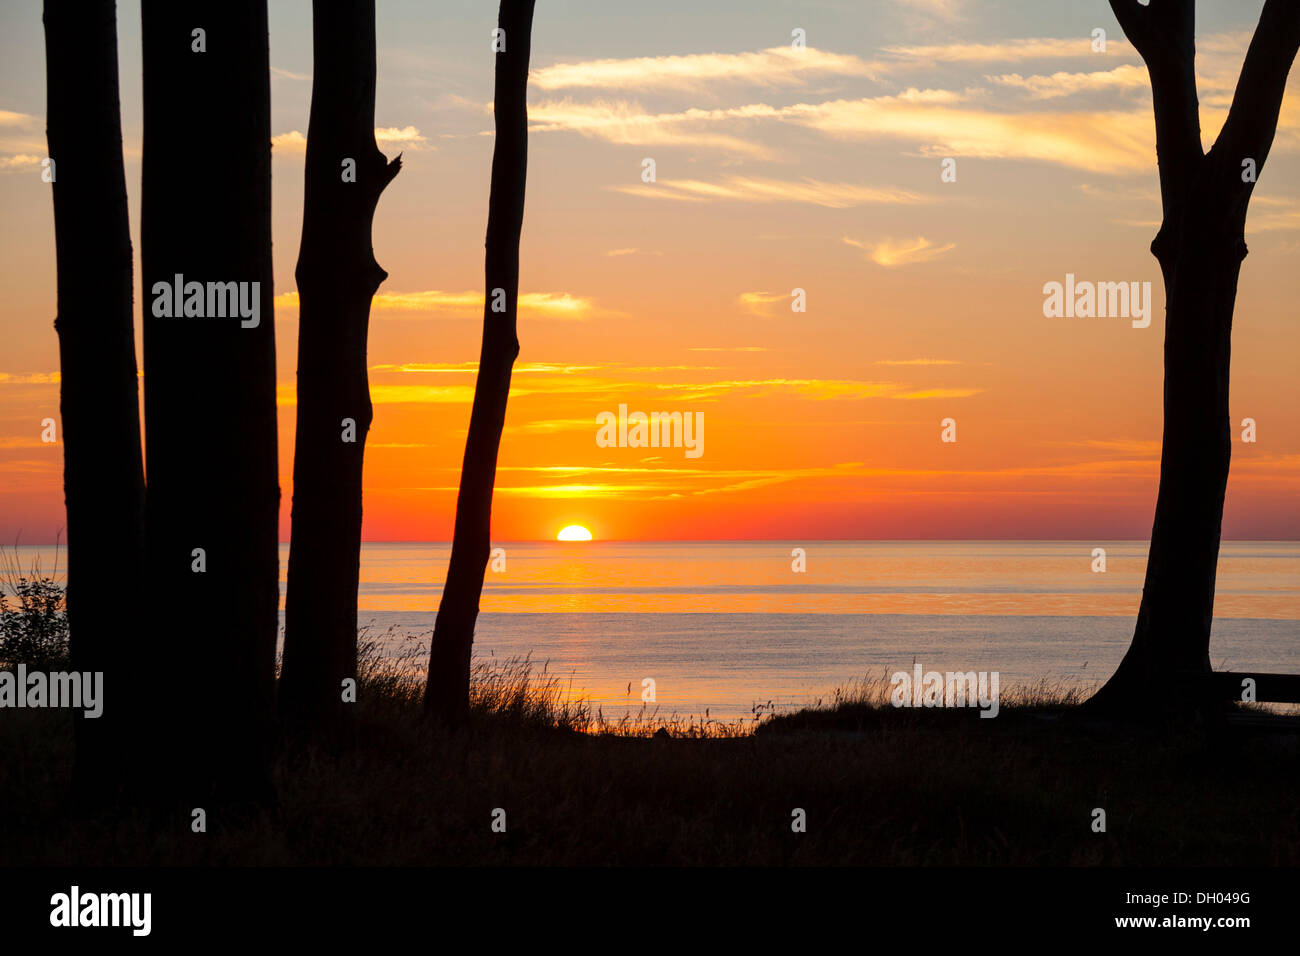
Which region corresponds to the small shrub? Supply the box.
[0,549,70,669]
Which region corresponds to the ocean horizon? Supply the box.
[14,539,1295,721]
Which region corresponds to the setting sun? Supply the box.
[557,525,593,541]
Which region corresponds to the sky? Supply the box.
[2,0,1299,542]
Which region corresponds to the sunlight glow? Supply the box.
[557,525,593,541]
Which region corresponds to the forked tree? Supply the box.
[1088,0,1300,717]
[140,0,280,802]
[425,0,537,725]
[42,0,146,796]
[280,0,401,735]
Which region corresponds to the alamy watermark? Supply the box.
[50,886,150,936]
[0,664,102,718]
[1042,273,1152,328]
[596,403,704,458]
[890,662,999,718]
[151,273,261,328]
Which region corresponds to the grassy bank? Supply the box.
[1,636,1296,866]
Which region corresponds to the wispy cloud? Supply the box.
[986,64,1149,99]
[881,36,1132,63]
[875,358,962,366]
[781,96,1153,171]
[536,90,1156,172]
[0,154,42,172]
[895,0,967,27]
[277,374,981,406]
[375,126,429,149]
[531,46,884,92]
[529,99,775,156]
[737,291,789,315]
[0,372,60,385]
[370,361,602,374]
[644,378,982,401]
[0,111,40,128]
[845,235,955,267]
[275,289,594,318]
[1247,195,1300,232]
[272,125,430,153]
[614,175,927,208]
[503,418,595,436]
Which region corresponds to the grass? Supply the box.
[0,545,69,671]
[1,627,1296,867]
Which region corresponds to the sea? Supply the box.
[13,540,1298,721]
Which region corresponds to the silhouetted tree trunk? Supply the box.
[1088,0,1300,718]
[425,0,536,725]
[140,0,279,803]
[279,0,400,736]
[43,0,145,798]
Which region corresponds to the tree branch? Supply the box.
[1110,0,1201,223]
[1208,0,1300,198]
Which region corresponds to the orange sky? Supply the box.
[2,1,1298,542]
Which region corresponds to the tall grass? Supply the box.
[0,544,69,669]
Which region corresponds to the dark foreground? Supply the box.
[0,659,1296,866]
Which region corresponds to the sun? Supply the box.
[557,525,593,541]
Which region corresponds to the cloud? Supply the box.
[643,378,981,401]
[374,126,429,149]
[530,88,966,151]
[1247,196,1300,232]
[895,0,966,26]
[536,90,1156,172]
[0,372,60,385]
[1045,438,1160,456]
[0,437,49,449]
[277,383,481,406]
[986,64,1150,99]
[276,373,981,406]
[529,99,775,156]
[503,418,595,436]
[0,111,39,128]
[271,130,307,151]
[615,175,927,208]
[531,46,884,92]
[0,154,42,172]
[370,361,602,374]
[275,289,594,318]
[738,291,788,315]
[845,235,955,267]
[272,126,429,153]
[780,96,1154,172]
[880,37,1132,63]
[524,33,1149,99]
[271,66,309,81]
[875,358,962,366]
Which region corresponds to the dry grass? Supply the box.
[0,628,1295,867]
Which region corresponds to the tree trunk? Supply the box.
[1088,0,1300,718]
[140,0,280,803]
[424,0,536,726]
[1088,198,1241,717]
[279,0,400,736]
[42,0,146,798]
